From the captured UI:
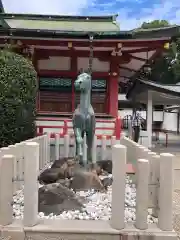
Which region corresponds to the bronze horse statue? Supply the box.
[72,72,96,166]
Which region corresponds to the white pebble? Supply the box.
[12,175,157,223]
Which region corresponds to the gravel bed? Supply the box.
[13,175,157,223]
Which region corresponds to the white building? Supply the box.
[118,79,180,147]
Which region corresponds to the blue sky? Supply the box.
[2,0,180,30]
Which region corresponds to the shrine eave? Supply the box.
[164,105,180,111]
[0,28,178,42]
[0,13,119,22]
[126,79,180,105]
[132,25,180,39]
[0,28,132,40]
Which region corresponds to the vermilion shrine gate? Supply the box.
[0,13,178,139]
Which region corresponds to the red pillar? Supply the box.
[71,50,77,112]
[109,57,119,117]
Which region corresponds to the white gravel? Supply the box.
[12,175,157,223]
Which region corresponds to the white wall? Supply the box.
[77,58,110,72]
[153,111,163,122]
[119,109,179,132]
[118,109,132,118]
[38,57,109,72]
[38,56,71,70]
[37,109,179,133]
[118,94,127,101]
[118,110,163,122]
[36,119,115,136]
[162,111,178,132]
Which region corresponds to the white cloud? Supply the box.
[117,0,180,30]
[2,0,180,30]
[2,0,91,15]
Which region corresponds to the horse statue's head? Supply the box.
[74,72,91,93]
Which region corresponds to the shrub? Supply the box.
[0,49,37,147]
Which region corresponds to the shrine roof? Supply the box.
[131,78,180,93]
[0,13,179,39]
[0,13,180,88]
[132,25,180,39]
[126,78,180,105]
[0,13,121,33]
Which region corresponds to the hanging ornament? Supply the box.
[164,42,170,50]
[87,34,94,75]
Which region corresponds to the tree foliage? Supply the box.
[140,20,180,84]
[0,48,37,147]
[141,20,170,29]
[170,39,180,81]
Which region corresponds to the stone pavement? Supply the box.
[173,190,180,239]
[151,133,180,238]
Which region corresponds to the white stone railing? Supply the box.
[119,135,174,231]
[0,134,50,195]
[0,134,174,236]
[53,133,118,162]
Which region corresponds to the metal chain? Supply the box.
[88,35,94,75]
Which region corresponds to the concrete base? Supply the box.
[0,220,178,240]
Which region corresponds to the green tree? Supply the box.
[141,20,170,29]
[169,39,180,81]
[0,48,37,147]
[140,20,180,84]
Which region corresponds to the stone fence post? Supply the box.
[15,142,25,190]
[111,144,126,230]
[55,134,60,161]
[151,154,160,218]
[23,142,39,227]
[135,159,149,230]
[101,135,106,161]
[92,135,97,164]
[64,134,70,158]
[47,132,51,163]
[158,153,174,231]
[0,155,14,225]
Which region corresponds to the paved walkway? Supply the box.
[151,133,180,238]
[173,190,180,239]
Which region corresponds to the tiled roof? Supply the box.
[132,25,180,39]
[0,13,179,39]
[139,79,180,93]
[1,13,120,33]
[4,19,120,32]
[126,78,180,100]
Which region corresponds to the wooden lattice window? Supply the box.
[91,79,107,113]
[39,77,72,112]
[39,77,72,92]
[75,79,107,93]
[92,79,106,92]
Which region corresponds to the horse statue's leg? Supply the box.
[74,128,83,165]
[86,130,95,169]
